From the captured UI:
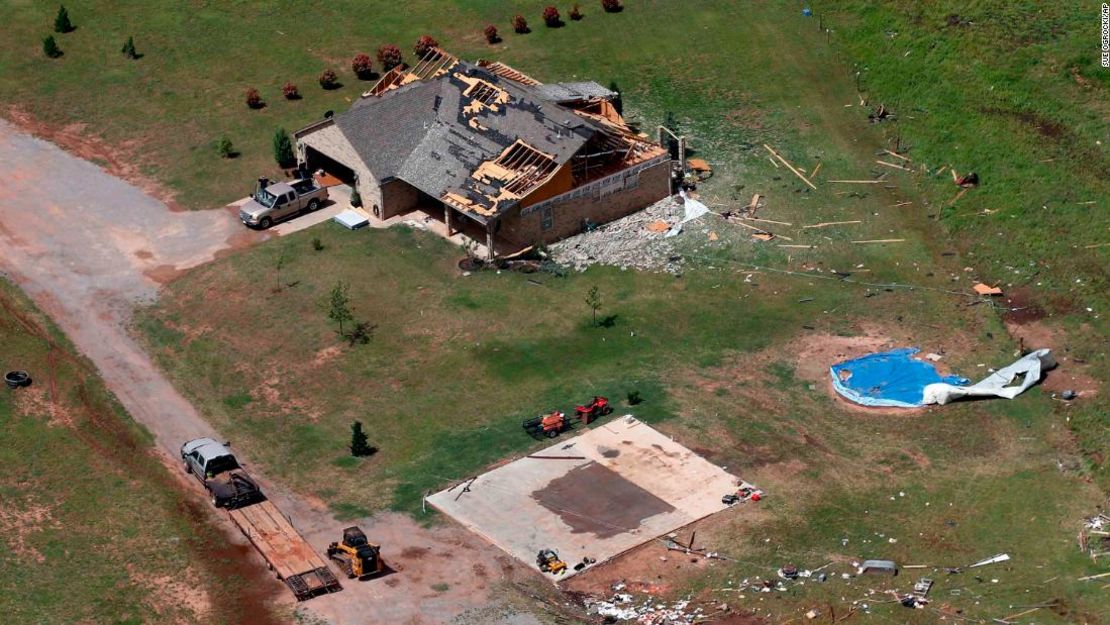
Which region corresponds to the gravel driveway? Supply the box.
[0,119,539,625]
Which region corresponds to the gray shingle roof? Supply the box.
[534,81,616,103]
[329,61,610,216]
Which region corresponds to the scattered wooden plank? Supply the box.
[748,193,761,210]
[778,244,816,249]
[764,144,817,190]
[803,220,861,229]
[852,239,905,244]
[950,168,960,183]
[828,179,881,184]
[882,149,912,162]
[741,217,793,226]
[810,162,823,179]
[889,201,913,207]
[876,160,911,171]
[1084,242,1109,248]
[948,187,970,205]
[768,155,779,168]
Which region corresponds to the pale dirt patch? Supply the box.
[0,499,61,562]
[312,344,343,367]
[1004,320,1099,397]
[130,568,214,624]
[13,383,73,428]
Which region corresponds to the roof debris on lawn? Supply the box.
[973,282,1004,295]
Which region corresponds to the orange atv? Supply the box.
[522,411,569,438]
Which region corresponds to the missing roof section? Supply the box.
[476,60,543,86]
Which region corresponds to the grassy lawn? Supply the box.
[0,280,283,625]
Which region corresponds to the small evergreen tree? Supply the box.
[121,36,138,59]
[349,421,373,457]
[601,0,623,12]
[351,53,373,79]
[608,80,623,115]
[282,81,299,99]
[569,3,583,20]
[245,87,263,109]
[318,68,338,89]
[413,35,439,58]
[377,44,403,71]
[42,35,62,58]
[585,285,602,326]
[327,281,353,337]
[272,128,294,168]
[216,136,234,158]
[349,186,362,207]
[54,6,74,33]
[542,6,561,27]
[512,15,529,34]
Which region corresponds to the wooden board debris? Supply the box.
[803,220,861,229]
[763,144,817,190]
[876,160,911,171]
[852,239,905,244]
[973,283,1003,296]
[828,179,881,184]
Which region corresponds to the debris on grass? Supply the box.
[973,283,1003,295]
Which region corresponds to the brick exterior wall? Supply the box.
[296,122,384,213]
[497,159,672,249]
[380,179,422,219]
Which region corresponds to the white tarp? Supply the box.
[922,349,1055,405]
[665,190,711,238]
[333,209,369,230]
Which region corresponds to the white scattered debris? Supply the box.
[550,195,688,273]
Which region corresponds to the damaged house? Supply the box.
[295,48,671,257]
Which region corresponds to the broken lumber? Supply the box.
[889,201,913,207]
[882,149,911,162]
[748,193,761,210]
[764,144,817,190]
[876,160,911,171]
[810,162,823,179]
[852,239,905,244]
[741,217,793,226]
[828,179,881,184]
[779,244,816,249]
[803,220,861,229]
[1078,572,1110,581]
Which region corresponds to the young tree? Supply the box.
[512,15,529,34]
[272,127,295,168]
[245,87,263,109]
[216,136,234,158]
[351,53,373,79]
[413,35,439,58]
[601,0,623,12]
[542,6,561,27]
[377,44,403,71]
[608,80,623,115]
[327,281,353,337]
[349,186,362,207]
[349,420,374,457]
[483,24,500,44]
[121,36,138,59]
[318,68,338,89]
[42,35,62,58]
[54,5,74,33]
[569,3,583,20]
[585,285,602,327]
[282,81,299,99]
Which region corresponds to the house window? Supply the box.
[541,206,554,231]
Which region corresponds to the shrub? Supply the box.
[542,6,561,27]
[121,36,138,59]
[349,186,362,207]
[569,3,583,20]
[319,69,339,89]
[601,0,623,12]
[282,81,299,99]
[512,15,529,34]
[346,321,375,346]
[245,87,262,109]
[483,24,500,44]
[272,127,295,168]
[377,44,403,71]
[349,421,375,456]
[351,53,373,79]
[627,390,642,405]
[54,5,74,33]
[216,136,235,158]
[413,35,439,58]
[311,237,324,251]
[42,35,62,58]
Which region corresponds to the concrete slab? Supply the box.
[426,416,742,580]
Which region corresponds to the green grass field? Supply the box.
[0,280,282,625]
[2,1,1106,623]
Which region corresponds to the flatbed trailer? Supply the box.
[228,500,341,601]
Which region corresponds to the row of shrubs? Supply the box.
[490,0,623,41]
[244,35,440,109]
[41,6,140,60]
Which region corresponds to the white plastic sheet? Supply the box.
[665,190,711,238]
[922,349,1055,405]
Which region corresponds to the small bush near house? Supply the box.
[377,44,403,71]
[42,35,62,58]
[542,6,562,27]
[54,5,74,33]
[601,0,623,13]
[121,36,139,59]
[351,53,373,79]
[349,187,362,207]
[244,87,262,109]
[318,68,339,90]
[272,127,295,168]
[311,237,324,252]
[413,35,439,58]
[483,24,500,44]
[282,81,299,99]
[627,390,642,405]
[216,136,235,158]
[512,15,530,34]
[569,3,583,20]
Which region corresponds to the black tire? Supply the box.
[5,371,30,389]
[259,216,272,229]
[601,406,613,416]
[306,199,320,212]
[546,429,559,438]
[184,461,192,474]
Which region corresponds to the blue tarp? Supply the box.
[830,348,969,408]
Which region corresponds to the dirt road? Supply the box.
[0,119,540,625]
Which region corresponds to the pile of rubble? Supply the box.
[549,196,688,274]
[584,588,716,624]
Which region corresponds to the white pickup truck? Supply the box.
[240,178,329,229]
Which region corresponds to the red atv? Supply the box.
[575,396,613,424]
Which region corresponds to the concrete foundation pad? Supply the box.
[426,416,742,580]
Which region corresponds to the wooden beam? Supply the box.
[852,238,905,244]
[763,144,817,190]
[740,217,793,226]
[876,160,911,171]
[828,179,881,184]
[803,220,862,229]
[882,149,911,162]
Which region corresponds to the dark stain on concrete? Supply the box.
[532,461,675,539]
